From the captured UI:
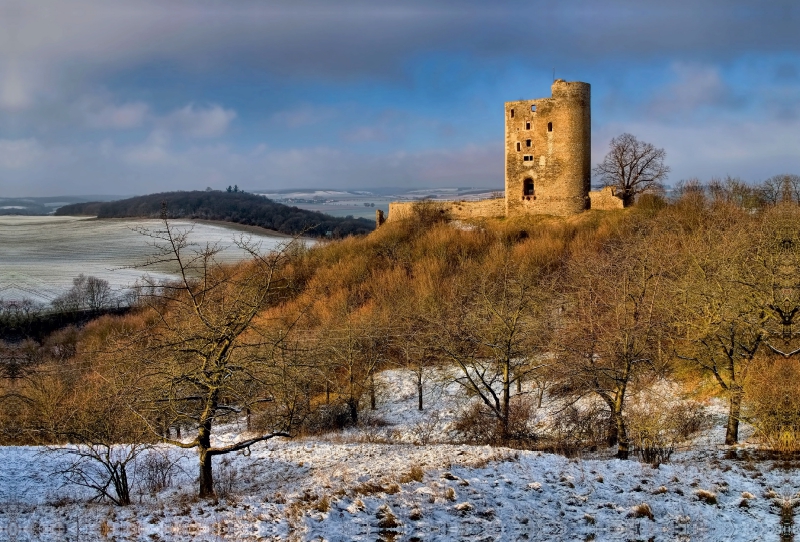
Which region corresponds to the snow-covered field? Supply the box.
[0,370,795,541]
[0,216,294,304]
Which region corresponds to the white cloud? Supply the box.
[271,105,339,128]
[85,101,149,129]
[0,138,43,169]
[593,116,800,184]
[161,104,236,138]
[122,130,173,165]
[645,63,743,118]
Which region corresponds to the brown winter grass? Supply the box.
[6,201,687,447]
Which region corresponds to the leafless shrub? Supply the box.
[138,449,181,495]
[301,403,353,435]
[355,412,393,443]
[410,199,451,227]
[544,403,610,456]
[53,443,147,506]
[627,397,710,466]
[453,396,537,447]
[213,457,239,499]
[411,409,443,445]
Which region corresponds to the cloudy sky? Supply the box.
[0,0,798,197]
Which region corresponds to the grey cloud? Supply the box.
[2,0,799,106]
[644,63,747,119]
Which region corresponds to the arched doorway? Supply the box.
[523,178,534,199]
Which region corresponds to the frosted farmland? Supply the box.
[0,216,294,304]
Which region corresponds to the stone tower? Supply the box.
[505,80,591,216]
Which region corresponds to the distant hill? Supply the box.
[0,196,121,216]
[55,191,376,237]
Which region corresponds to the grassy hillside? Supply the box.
[55,190,375,237]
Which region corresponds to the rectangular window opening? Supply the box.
[523,155,534,162]
[525,121,531,130]
[526,139,531,147]
[516,142,521,152]
[547,122,553,132]
[510,109,515,118]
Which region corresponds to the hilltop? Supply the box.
[55,190,375,237]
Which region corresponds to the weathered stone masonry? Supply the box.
[386,79,622,223]
[506,80,590,216]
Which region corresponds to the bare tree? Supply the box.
[673,205,780,445]
[127,219,298,498]
[760,174,800,205]
[556,229,673,459]
[321,311,388,425]
[51,274,113,312]
[433,253,551,444]
[594,133,670,207]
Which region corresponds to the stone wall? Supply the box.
[388,198,505,222]
[589,186,624,210]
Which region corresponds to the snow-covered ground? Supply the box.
[0,216,294,303]
[0,370,796,541]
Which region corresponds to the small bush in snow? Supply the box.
[399,465,424,483]
[454,502,473,514]
[695,489,718,504]
[375,504,401,529]
[384,482,401,495]
[301,403,353,435]
[629,502,654,520]
[314,495,330,513]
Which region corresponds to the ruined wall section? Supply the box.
[388,198,505,222]
[589,186,624,210]
[505,80,590,217]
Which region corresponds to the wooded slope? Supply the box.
[55,190,375,237]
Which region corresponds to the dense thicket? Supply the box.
[8,178,800,500]
[55,190,375,237]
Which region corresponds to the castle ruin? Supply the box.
[387,79,622,222]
